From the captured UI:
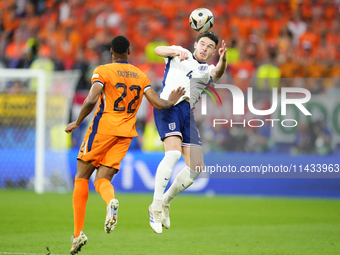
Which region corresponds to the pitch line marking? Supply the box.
[0,252,66,255]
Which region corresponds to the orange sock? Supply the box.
[73,178,89,238]
[94,178,115,206]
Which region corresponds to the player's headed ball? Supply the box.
[189,8,214,33]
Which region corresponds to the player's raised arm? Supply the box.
[211,40,227,79]
[154,46,189,62]
[65,83,102,133]
[144,86,185,110]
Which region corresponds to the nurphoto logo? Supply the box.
[200,84,312,128]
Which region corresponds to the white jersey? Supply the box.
[159,45,216,109]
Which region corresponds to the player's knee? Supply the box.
[75,171,92,180]
[165,150,181,159]
[163,150,182,166]
[191,161,204,172]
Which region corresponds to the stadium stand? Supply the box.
[1,0,340,155]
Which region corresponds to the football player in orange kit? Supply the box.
[65,35,185,254]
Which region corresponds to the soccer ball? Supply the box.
[189,8,214,33]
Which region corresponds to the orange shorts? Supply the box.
[77,130,132,170]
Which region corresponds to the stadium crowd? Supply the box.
[1,0,340,155]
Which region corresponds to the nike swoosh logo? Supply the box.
[182,184,187,188]
[165,178,170,180]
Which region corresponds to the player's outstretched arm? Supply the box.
[65,83,102,133]
[154,46,189,62]
[211,40,227,79]
[145,87,185,110]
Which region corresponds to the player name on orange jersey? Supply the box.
[117,70,139,79]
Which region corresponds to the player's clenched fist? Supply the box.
[65,122,79,133]
[175,50,189,62]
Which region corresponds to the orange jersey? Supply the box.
[90,61,151,137]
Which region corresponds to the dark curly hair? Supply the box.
[111,35,130,54]
[196,31,219,48]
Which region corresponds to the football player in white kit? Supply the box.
[149,31,227,233]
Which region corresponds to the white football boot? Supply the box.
[161,204,170,229]
[70,231,88,254]
[105,199,119,233]
[148,205,162,234]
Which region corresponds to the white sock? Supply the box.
[163,166,200,206]
[151,150,181,211]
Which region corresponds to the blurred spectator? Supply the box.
[313,35,336,67]
[299,21,320,54]
[276,26,293,64]
[59,0,70,24]
[326,21,340,47]
[312,119,332,155]
[142,118,163,151]
[31,0,46,15]
[3,3,20,34]
[245,127,266,153]
[227,126,248,152]
[29,45,54,91]
[210,124,229,152]
[8,49,31,69]
[230,51,255,91]
[55,21,82,69]
[4,30,26,62]
[329,61,340,78]
[226,39,240,65]
[72,48,90,91]
[244,34,266,66]
[50,46,65,71]
[280,52,305,78]
[291,122,313,154]
[256,47,281,90]
[95,5,121,28]
[93,24,115,53]
[38,21,61,49]
[287,12,306,46]
[304,60,327,79]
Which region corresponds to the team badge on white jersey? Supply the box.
[198,65,209,72]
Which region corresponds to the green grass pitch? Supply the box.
[0,190,339,255]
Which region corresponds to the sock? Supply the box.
[163,166,200,206]
[73,178,89,238]
[151,150,181,211]
[94,178,115,206]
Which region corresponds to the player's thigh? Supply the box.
[163,135,182,151]
[182,146,204,171]
[76,159,96,179]
[181,108,202,149]
[77,131,111,168]
[100,136,132,171]
[153,105,183,144]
